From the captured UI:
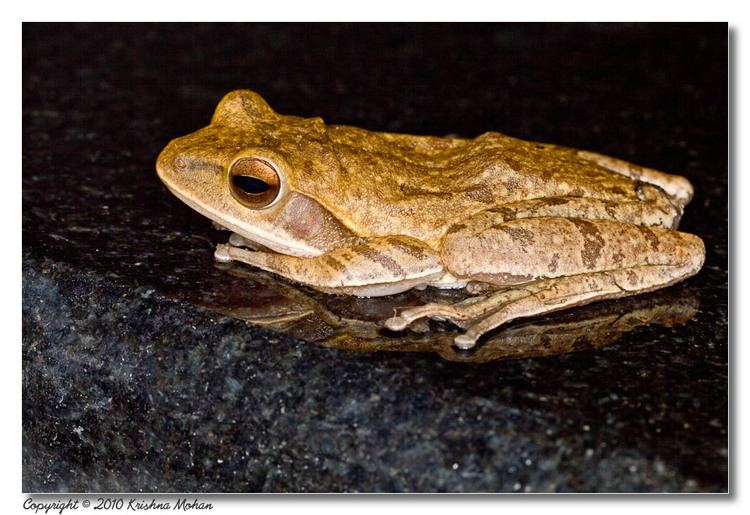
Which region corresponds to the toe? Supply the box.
[454,333,478,350]
[214,244,232,263]
[228,233,245,247]
[384,316,409,331]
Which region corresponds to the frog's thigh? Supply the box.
[425,217,703,348]
[442,216,703,284]
[215,235,444,297]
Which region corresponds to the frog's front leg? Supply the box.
[215,235,445,297]
[226,232,273,252]
[386,216,704,349]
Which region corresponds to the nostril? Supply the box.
[175,157,187,170]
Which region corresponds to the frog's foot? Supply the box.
[387,260,703,350]
[383,288,529,337]
[214,243,234,263]
[577,150,694,209]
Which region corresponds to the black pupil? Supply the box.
[233,175,270,194]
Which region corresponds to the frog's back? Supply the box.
[327,126,660,201]
[321,126,684,245]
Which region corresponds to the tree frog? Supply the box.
[156,90,705,349]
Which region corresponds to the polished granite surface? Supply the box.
[22,23,727,492]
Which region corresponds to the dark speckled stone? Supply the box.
[22,23,727,492]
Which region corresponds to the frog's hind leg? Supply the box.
[386,216,704,349]
[384,287,529,331]
[452,264,699,349]
[577,150,694,209]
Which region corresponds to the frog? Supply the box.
[156,90,705,349]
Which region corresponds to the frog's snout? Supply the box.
[156,142,194,192]
[155,142,180,184]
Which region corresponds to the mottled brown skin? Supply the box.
[156,90,705,348]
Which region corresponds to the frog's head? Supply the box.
[156,90,352,257]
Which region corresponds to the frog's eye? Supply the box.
[228,158,281,209]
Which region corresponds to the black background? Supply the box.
[23,23,727,492]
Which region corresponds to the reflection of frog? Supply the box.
[157,90,704,348]
[206,262,698,364]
